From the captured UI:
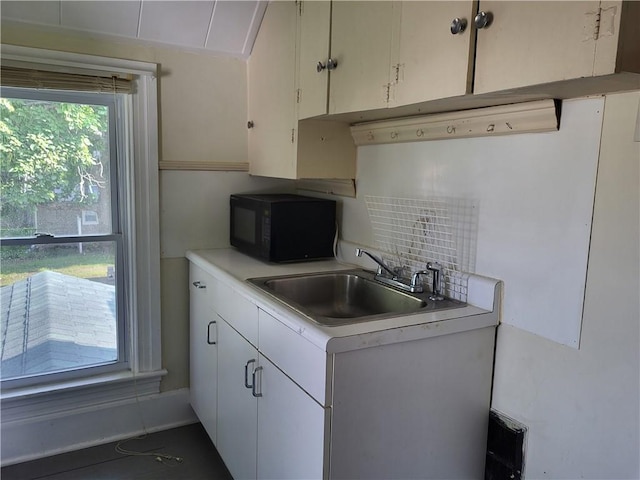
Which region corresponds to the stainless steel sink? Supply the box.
[247,269,464,326]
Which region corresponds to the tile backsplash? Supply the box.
[364,195,478,301]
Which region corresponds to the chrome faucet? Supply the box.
[355,248,397,278]
[355,248,446,298]
[356,248,424,294]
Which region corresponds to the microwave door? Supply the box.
[233,205,257,245]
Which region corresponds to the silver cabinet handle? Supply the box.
[206,321,217,345]
[244,359,256,389]
[252,366,263,397]
[450,17,467,35]
[192,281,206,289]
[317,58,338,73]
[474,11,492,29]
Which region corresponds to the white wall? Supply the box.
[343,98,602,348]
[159,171,291,392]
[340,92,640,478]
[492,92,640,479]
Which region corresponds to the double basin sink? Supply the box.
[248,269,464,327]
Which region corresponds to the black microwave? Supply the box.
[230,193,336,263]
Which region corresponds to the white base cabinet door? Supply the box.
[216,319,258,480]
[256,353,327,480]
[189,264,217,443]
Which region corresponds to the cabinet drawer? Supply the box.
[189,263,215,311]
[258,309,329,405]
[215,281,259,347]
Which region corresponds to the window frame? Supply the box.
[0,45,163,419]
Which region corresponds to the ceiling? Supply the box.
[0,1,267,59]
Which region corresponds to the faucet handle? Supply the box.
[426,261,442,271]
[426,262,444,301]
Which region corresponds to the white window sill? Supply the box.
[1,369,167,424]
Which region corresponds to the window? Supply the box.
[1,88,126,386]
[0,46,161,416]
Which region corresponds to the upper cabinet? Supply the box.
[297,1,476,117]
[247,1,297,178]
[390,1,476,107]
[249,1,638,179]
[247,1,356,180]
[328,1,395,114]
[473,1,640,94]
[296,1,394,118]
[296,1,331,120]
[295,0,639,119]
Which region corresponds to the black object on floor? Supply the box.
[1,423,232,480]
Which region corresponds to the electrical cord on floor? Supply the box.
[115,436,184,467]
[112,308,184,467]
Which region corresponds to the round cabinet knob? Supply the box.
[474,11,493,29]
[326,58,338,71]
[450,17,467,35]
[247,121,254,129]
[316,61,326,73]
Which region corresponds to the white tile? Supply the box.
[205,0,259,55]
[60,1,141,37]
[1,1,61,25]
[138,0,214,48]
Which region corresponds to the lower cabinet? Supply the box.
[216,317,326,480]
[256,353,326,480]
[216,319,258,480]
[189,260,496,479]
[188,264,217,443]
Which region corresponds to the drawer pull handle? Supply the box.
[244,359,256,389]
[206,321,217,345]
[192,281,206,289]
[252,366,263,397]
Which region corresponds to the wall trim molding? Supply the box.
[1,387,197,466]
[350,99,559,146]
[159,161,249,171]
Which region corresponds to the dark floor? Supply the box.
[1,423,232,480]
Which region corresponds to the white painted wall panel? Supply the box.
[491,91,640,479]
[159,171,291,258]
[206,1,260,55]
[342,98,603,347]
[61,1,141,37]
[138,1,213,47]
[1,1,60,25]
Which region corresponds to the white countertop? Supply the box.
[187,248,501,353]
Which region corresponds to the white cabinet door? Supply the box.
[297,0,331,119]
[474,1,615,93]
[390,1,475,107]
[189,264,217,443]
[256,354,327,480]
[247,0,298,179]
[216,320,258,480]
[329,1,394,114]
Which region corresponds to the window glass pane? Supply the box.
[0,241,118,381]
[0,97,112,238]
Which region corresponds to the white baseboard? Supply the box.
[1,388,197,466]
